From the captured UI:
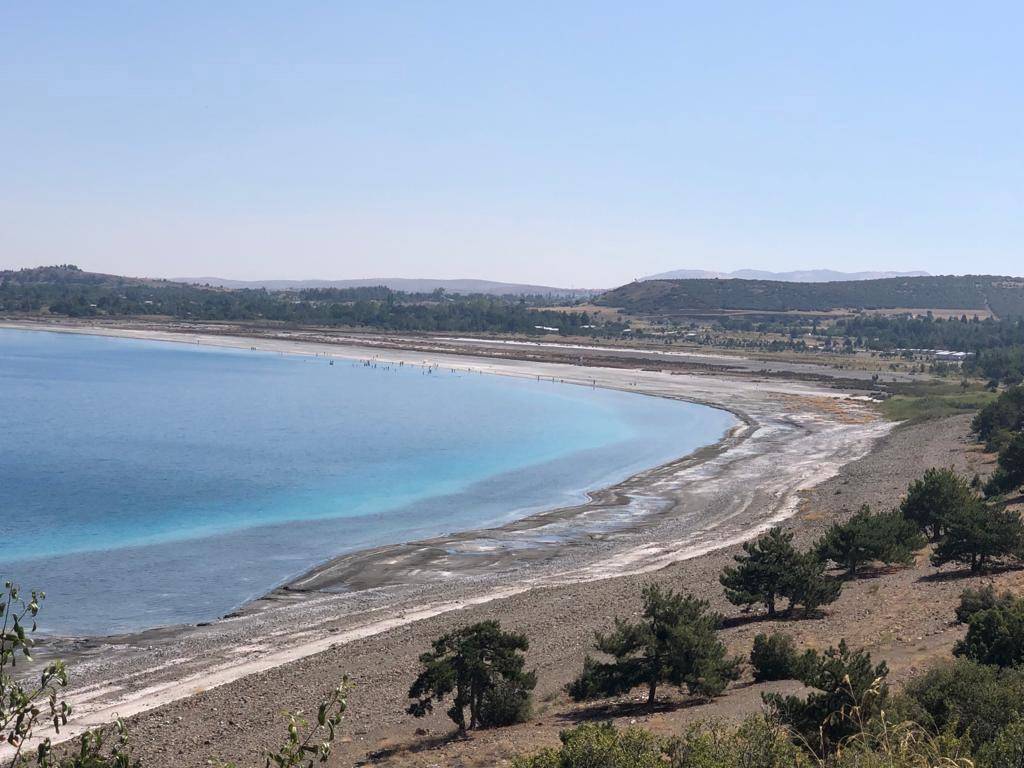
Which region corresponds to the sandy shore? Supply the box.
[3,321,892,759]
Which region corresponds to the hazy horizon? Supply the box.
[3,4,1021,286]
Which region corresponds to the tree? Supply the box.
[720,528,840,618]
[407,621,535,730]
[567,584,740,707]
[954,596,1024,668]
[900,468,976,540]
[955,584,1016,624]
[930,500,1024,573]
[815,505,924,577]
[985,432,1024,497]
[764,640,889,755]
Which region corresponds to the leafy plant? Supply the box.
[1,580,70,768]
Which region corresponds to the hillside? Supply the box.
[598,275,1024,318]
[0,265,605,335]
[643,268,929,282]
[174,276,600,297]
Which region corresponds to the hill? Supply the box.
[174,276,599,298]
[643,268,930,282]
[597,275,1024,319]
[0,265,606,335]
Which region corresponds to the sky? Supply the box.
[1,3,1021,288]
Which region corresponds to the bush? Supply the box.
[901,468,977,539]
[816,505,924,577]
[665,716,809,767]
[955,596,1024,667]
[764,640,889,755]
[479,679,533,727]
[901,659,1024,746]
[720,528,841,618]
[511,723,665,768]
[955,585,1016,624]
[977,718,1024,768]
[930,500,1024,573]
[750,633,806,682]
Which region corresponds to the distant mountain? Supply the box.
[642,268,930,283]
[173,276,599,298]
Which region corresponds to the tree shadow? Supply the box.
[917,561,1023,583]
[363,729,471,763]
[557,696,709,724]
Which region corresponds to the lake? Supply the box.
[0,328,735,635]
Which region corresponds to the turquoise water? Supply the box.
[0,328,735,635]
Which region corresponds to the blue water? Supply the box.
[0,329,735,635]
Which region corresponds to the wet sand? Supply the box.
[2,321,891,758]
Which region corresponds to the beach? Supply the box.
[4,321,895,763]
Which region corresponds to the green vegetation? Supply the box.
[598,275,1024,316]
[973,386,1024,450]
[879,388,996,425]
[719,527,841,618]
[407,620,535,730]
[930,500,1024,573]
[985,432,1024,496]
[815,505,924,576]
[956,585,1016,624]
[749,632,806,682]
[0,266,610,336]
[954,594,1024,667]
[764,640,889,754]
[900,467,976,540]
[901,659,1024,747]
[567,584,740,707]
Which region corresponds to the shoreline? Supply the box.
[2,320,893,751]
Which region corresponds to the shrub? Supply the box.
[901,659,1024,746]
[510,723,665,768]
[930,500,1024,573]
[955,596,1024,668]
[816,505,924,577]
[479,678,533,727]
[408,620,535,730]
[901,468,976,539]
[720,528,841,618]
[977,718,1024,768]
[567,584,740,707]
[750,633,806,682]
[764,640,888,755]
[665,716,809,767]
[955,584,1016,624]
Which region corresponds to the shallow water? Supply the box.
[0,328,735,635]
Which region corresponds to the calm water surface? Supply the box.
[0,329,735,635]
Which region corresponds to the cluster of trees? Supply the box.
[0,266,610,336]
[973,386,1024,495]
[519,592,1024,767]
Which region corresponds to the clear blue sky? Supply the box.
[2,3,1021,287]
